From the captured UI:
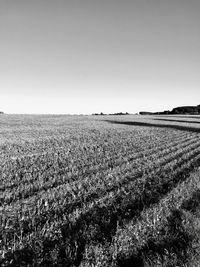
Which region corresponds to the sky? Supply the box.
[0,0,200,114]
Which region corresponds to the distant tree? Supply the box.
[139,112,154,115]
[171,106,199,114]
[139,104,200,116]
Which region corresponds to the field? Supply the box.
[1,114,200,266]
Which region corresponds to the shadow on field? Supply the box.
[154,118,200,124]
[156,115,200,120]
[105,120,200,133]
[57,152,200,266]
[118,210,192,267]
[181,189,200,213]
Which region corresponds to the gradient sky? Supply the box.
[0,0,200,114]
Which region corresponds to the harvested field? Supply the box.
[1,114,200,266]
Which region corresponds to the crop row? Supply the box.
[2,132,199,224]
[1,132,196,206]
[1,129,188,190]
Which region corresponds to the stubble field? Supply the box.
[1,114,200,266]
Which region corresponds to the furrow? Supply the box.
[0,131,189,192]
[2,138,200,254]
[1,133,197,206]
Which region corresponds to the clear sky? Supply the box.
[0,0,199,114]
